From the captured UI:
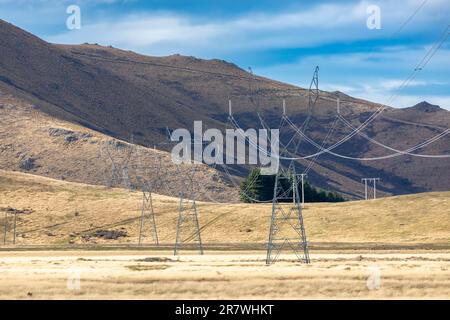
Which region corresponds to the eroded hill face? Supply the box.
[0,92,238,202]
[0,19,449,199]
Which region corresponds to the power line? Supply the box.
[316,95,450,159]
[277,25,450,161]
[80,24,450,165]
[71,50,268,83]
[2,210,17,245]
[232,30,450,162]
[242,70,311,264]
[392,0,429,38]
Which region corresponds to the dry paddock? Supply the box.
[0,249,449,299]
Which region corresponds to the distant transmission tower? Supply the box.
[361,178,381,200]
[2,210,17,245]
[265,68,320,264]
[174,164,203,256]
[267,166,310,264]
[243,67,311,264]
[308,66,320,110]
[295,65,320,142]
[101,136,135,189]
[135,153,163,246]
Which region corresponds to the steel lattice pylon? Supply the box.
[138,187,159,246]
[308,66,320,110]
[100,137,135,190]
[173,165,203,256]
[2,210,17,245]
[266,167,310,265]
[134,151,164,246]
[174,194,203,255]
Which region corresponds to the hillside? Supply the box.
[0,19,449,199]
[0,93,238,202]
[1,170,449,246]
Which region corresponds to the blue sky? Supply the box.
[1,0,449,109]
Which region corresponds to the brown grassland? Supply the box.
[0,170,449,299]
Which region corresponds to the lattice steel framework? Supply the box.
[361,177,381,200]
[264,68,318,264]
[100,137,135,190]
[135,153,164,246]
[173,164,203,255]
[2,210,17,245]
[266,166,310,264]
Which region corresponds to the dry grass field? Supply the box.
[0,251,449,299]
[0,170,449,246]
[0,170,449,299]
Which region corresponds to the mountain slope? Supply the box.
[0,91,238,202]
[0,19,449,199]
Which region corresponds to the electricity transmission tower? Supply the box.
[138,188,159,245]
[134,152,164,246]
[2,210,17,245]
[240,66,314,264]
[361,178,381,200]
[296,65,320,138]
[163,127,204,255]
[308,66,320,113]
[100,137,135,189]
[286,66,321,180]
[267,166,310,264]
[174,164,204,256]
[265,67,321,264]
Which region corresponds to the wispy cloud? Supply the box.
[46,5,369,51]
[45,0,450,53]
[258,44,450,109]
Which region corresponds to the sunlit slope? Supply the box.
[1,19,450,198]
[0,170,449,246]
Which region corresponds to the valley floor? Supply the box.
[0,170,449,299]
[0,250,449,299]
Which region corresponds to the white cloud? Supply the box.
[44,0,450,54]
[379,80,427,90]
[257,44,450,110]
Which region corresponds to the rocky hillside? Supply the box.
[0,19,449,199]
[0,91,238,202]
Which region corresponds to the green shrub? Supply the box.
[240,168,345,203]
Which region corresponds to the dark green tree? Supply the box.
[240,168,345,203]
